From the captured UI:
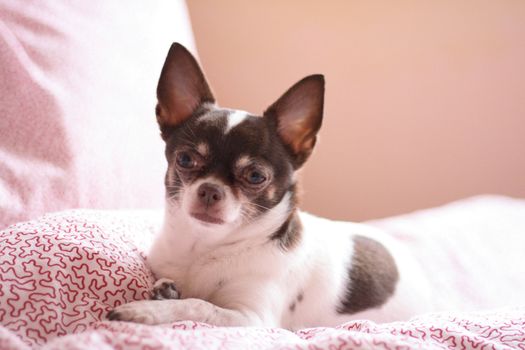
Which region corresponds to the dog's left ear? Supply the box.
[264,75,325,168]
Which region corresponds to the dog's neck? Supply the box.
[160,191,295,259]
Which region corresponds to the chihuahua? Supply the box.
[107,43,434,329]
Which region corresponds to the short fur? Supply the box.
[108,43,436,329]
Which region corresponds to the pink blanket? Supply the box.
[2,309,525,349]
[1,196,524,349]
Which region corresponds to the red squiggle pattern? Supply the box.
[0,209,524,349]
[36,309,525,349]
[0,210,158,347]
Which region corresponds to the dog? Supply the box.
[107,43,435,329]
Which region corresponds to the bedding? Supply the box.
[1,195,524,349]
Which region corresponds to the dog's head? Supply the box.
[156,43,324,245]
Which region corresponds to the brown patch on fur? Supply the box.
[338,235,399,314]
[270,210,302,251]
[289,302,296,312]
[289,291,304,313]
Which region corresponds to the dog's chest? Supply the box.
[180,260,227,300]
[150,238,288,305]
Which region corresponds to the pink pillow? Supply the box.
[0,209,159,347]
[0,1,196,228]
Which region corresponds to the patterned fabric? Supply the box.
[0,210,160,347]
[2,310,525,349]
[1,197,525,349]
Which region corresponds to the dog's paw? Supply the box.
[151,278,180,300]
[107,300,160,324]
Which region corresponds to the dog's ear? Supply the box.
[156,43,215,140]
[264,75,325,168]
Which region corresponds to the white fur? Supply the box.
[225,110,249,133]
[113,189,437,329]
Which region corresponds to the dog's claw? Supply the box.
[107,310,121,321]
[151,279,180,300]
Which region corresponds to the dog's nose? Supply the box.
[197,183,225,207]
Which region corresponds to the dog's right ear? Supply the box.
[156,43,215,140]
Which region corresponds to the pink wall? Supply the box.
[187,1,525,221]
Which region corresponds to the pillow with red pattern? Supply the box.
[0,210,161,347]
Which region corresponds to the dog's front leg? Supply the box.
[107,298,269,327]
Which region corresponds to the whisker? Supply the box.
[165,184,182,189]
[246,202,272,211]
[240,209,256,226]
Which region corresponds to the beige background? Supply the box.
[186,0,525,221]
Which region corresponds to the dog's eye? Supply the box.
[176,152,195,169]
[237,163,271,188]
[245,169,266,185]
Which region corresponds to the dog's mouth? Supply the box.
[191,212,225,225]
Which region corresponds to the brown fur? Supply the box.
[338,235,399,314]
[270,210,302,251]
